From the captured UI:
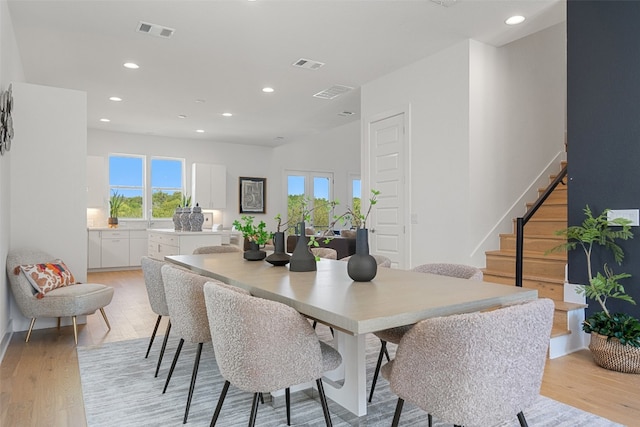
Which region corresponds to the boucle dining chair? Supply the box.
[160,264,218,424]
[6,248,114,344]
[203,281,342,426]
[141,256,172,377]
[381,298,554,427]
[192,245,242,254]
[311,247,338,259]
[368,262,483,402]
[341,254,392,268]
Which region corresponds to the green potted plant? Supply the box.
[108,190,125,228]
[233,215,271,261]
[549,205,640,372]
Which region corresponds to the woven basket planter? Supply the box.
[589,332,640,374]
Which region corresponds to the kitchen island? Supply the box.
[147,228,232,260]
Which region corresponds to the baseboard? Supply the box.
[0,319,14,364]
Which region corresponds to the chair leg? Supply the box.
[72,316,78,345]
[368,340,387,402]
[25,318,36,343]
[183,342,203,424]
[316,379,333,427]
[248,392,260,427]
[210,380,230,427]
[384,346,391,362]
[428,413,432,427]
[155,320,171,378]
[517,411,528,427]
[99,308,111,330]
[163,338,184,393]
[145,315,162,358]
[285,387,291,425]
[57,317,61,330]
[391,398,404,427]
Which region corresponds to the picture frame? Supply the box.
[239,177,266,214]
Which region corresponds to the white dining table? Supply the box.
[165,253,538,417]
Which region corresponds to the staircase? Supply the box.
[482,165,587,358]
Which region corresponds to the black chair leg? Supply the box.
[368,340,387,402]
[316,379,333,427]
[517,411,528,427]
[163,338,184,393]
[155,320,171,377]
[248,392,260,427]
[145,315,162,358]
[183,342,203,424]
[391,398,404,427]
[285,387,291,425]
[384,346,391,362]
[428,413,432,427]
[210,380,230,427]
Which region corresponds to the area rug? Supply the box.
[78,330,623,427]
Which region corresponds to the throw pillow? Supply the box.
[18,260,76,299]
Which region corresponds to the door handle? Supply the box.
[370,228,376,233]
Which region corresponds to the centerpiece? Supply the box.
[232,215,271,261]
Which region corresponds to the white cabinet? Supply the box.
[148,230,224,260]
[129,230,148,266]
[88,230,102,269]
[101,230,130,268]
[87,155,105,208]
[87,229,149,269]
[191,163,226,209]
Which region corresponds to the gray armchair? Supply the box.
[381,298,554,426]
[6,248,113,344]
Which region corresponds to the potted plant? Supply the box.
[108,190,125,228]
[549,205,640,372]
[232,215,271,261]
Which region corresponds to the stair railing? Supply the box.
[515,164,567,287]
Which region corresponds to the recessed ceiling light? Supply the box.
[195,99,206,103]
[505,15,525,25]
[178,114,187,119]
[123,62,139,69]
[196,129,205,133]
[100,118,110,122]
[262,87,274,93]
[109,96,122,102]
[222,112,233,117]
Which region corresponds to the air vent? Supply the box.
[292,58,325,70]
[136,21,175,38]
[313,85,353,100]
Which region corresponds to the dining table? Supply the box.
[165,252,538,418]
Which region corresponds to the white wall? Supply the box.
[362,24,566,268]
[1,0,26,359]
[9,82,87,333]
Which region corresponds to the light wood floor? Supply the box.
[1,269,639,426]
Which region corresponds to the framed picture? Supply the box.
[239,177,266,214]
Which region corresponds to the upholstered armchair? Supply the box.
[6,248,114,344]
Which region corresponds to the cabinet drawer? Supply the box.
[102,230,129,239]
[130,230,148,239]
[149,233,178,246]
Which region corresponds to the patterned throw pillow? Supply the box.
[18,260,76,299]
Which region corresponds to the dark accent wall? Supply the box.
[568,1,640,317]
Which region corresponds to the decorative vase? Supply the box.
[589,332,640,373]
[347,228,377,281]
[107,217,118,228]
[289,222,317,272]
[189,203,204,232]
[265,231,291,266]
[173,208,182,231]
[180,207,192,231]
[244,241,266,261]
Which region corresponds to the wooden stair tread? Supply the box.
[485,249,566,260]
[551,326,571,338]
[499,233,565,240]
[554,300,588,311]
[482,269,565,284]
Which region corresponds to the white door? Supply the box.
[368,113,407,269]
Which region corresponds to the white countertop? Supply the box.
[148,228,230,235]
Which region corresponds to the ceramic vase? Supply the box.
[173,208,182,231]
[265,231,291,266]
[244,241,266,261]
[289,222,317,272]
[347,228,377,281]
[180,207,192,231]
[189,203,204,232]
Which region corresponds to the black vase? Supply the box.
[244,241,266,261]
[289,222,317,272]
[347,228,377,281]
[265,232,291,266]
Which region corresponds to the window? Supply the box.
[350,175,362,220]
[109,154,185,219]
[286,171,333,232]
[151,157,184,218]
[109,155,144,219]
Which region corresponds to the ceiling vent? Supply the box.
[292,58,325,70]
[430,0,457,7]
[136,21,175,38]
[313,85,353,100]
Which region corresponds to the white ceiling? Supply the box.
[7,0,565,147]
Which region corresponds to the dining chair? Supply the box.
[141,256,172,377]
[160,264,217,424]
[341,254,391,268]
[192,245,242,254]
[381,298,554,427]
[203,281,342,426]
[311,247,338,259]
[368,262,483,402]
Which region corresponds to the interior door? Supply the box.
[368,113,407,269]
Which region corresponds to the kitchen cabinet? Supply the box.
[101,230,130,268]
[191,163,226,209]
[88,230,102,269]
[87,229,149,269]
[148,229,224,260]
[129,230,148,266]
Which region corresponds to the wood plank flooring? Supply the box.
[1,269,640,426]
